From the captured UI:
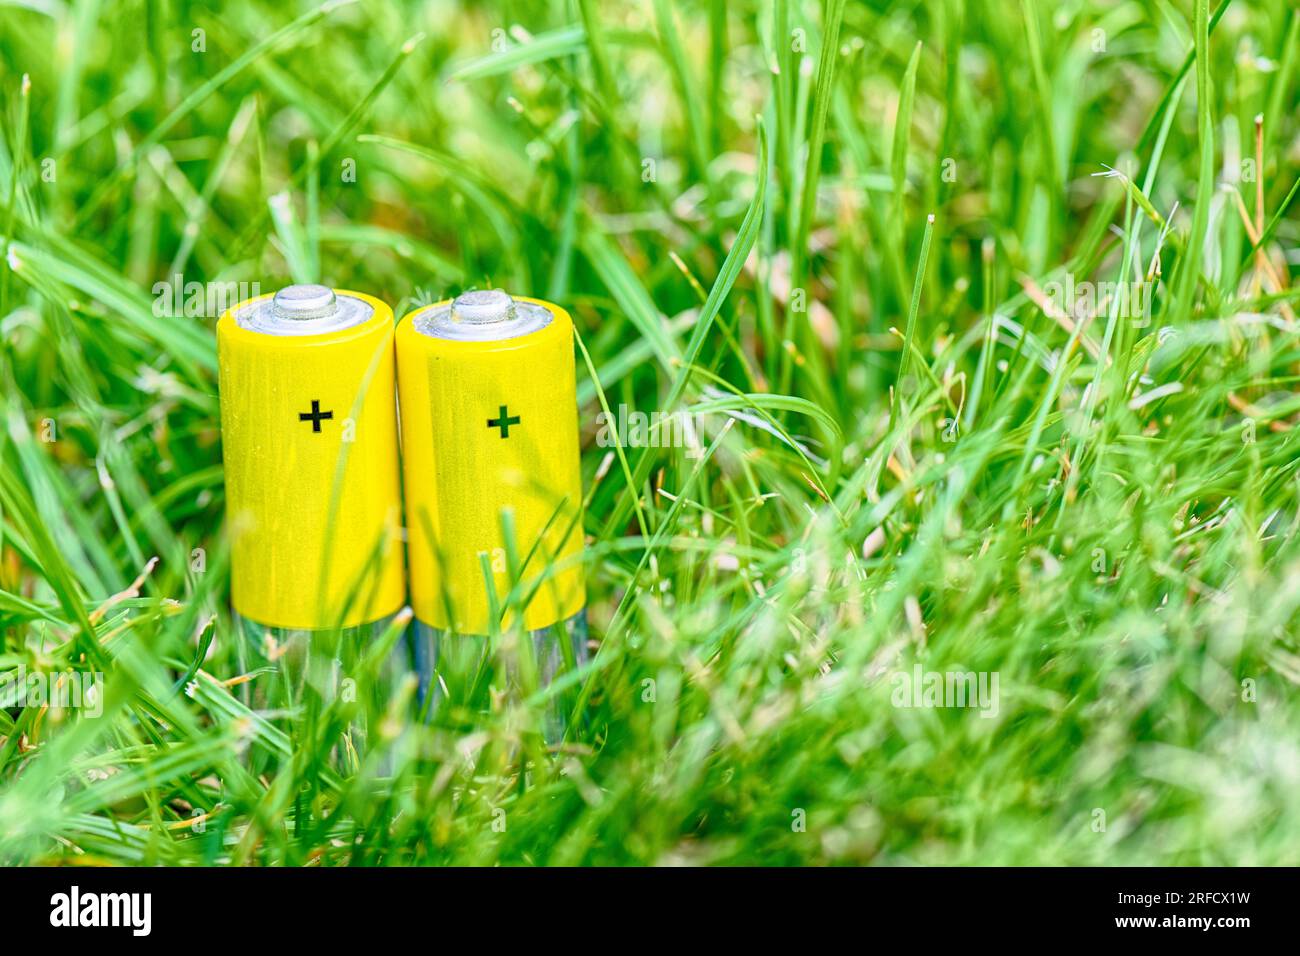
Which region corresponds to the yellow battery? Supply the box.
[396,290,585,635]
[217,285,405,630]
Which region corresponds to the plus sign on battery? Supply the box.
[298,399,334,432]
[487,404,520,438]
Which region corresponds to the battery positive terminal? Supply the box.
[450,289,515,325]
[272,284,339,321]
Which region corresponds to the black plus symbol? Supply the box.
[298,399,333,432]
[487,404,520,438]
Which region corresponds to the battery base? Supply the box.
[410,611,590,741]
[234,614,416,775]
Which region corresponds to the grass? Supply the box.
[1,0,1299,865]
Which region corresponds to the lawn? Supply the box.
[0,0,1298,865]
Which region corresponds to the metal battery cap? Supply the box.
[272,284,338,320]
[237,284,375,336]
[415,289,552,342]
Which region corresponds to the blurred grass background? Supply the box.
[1,0,1299,864]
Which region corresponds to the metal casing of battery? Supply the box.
[217,285,405,630]
[396,290,586,636]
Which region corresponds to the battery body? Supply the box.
[396,291,587,723]
[217,286,407,763]
[218,288,404,628]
